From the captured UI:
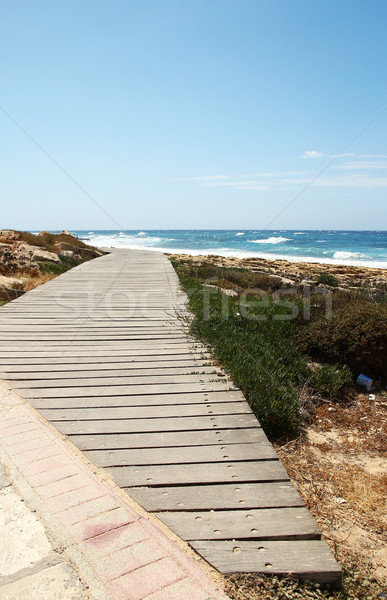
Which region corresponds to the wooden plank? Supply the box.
[108,460,287,487]
[189,540,342,584]
[17,381,236,399]
[0,352,208,365]
[28,391,245,409]
[158,507,320,541]
[69,428,267,450]
[11,373,225,389]
[0,359,209,373]
[83,442,277,466]
[0,366,215,379]
[38,401,251,421]
[51,414,259,434]
[127,482,304,511]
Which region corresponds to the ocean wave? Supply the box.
[294,232,305,235]
[248,236,290,244]
[333,251,368,260]
[236,232,244,236]
[137,231,146,236]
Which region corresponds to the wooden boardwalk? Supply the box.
[0,250,341,584]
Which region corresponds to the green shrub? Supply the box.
[309,364,353,398]
[296,294,387,381]
[316,272,339,287]
[37,255,80,275]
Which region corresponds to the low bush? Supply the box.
[309,363,353,398]
[296,294,387,381]
[38,255,81,276]
[316,272,339,287]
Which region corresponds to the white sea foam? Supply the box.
[87,233,387,269]
[236,232,244,236]
[333,251,368,260]
[248,236,290,244]
[137,231,146,236]
[294,232,305,235]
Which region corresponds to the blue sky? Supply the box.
[1,0,386,230]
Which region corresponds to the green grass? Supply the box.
[37,255,83,275]
[172,260,309,438]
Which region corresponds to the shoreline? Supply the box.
[165,251,387,289]
[96,243,387,270]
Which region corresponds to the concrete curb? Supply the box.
[0,381,230,600]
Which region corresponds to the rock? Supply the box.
[0,274,24,288]
[59,250,74,258]
[0,230,18,244]
[0,285,25,302]
[19,243,61,264]
[0,244,39,274]
[54,242,101,259]
[61,230,75,237]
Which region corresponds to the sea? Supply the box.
[69,230,387,269]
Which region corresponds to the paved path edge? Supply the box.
[0,380,230,600]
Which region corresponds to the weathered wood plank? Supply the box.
[127,482,304,511]
[11,373,226,389]
[83,442,277,466]
[69,428,267,450]
[38,401,251,421]
[51,414,259,434]
[17,381,237,398]
[109,460,287,487]
[189,540,342,584]
[0,366,215,379]
[158,507,320,541]
[28,391,244,409]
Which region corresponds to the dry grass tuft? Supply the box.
[21,272,56,291]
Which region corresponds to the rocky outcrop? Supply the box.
[19,243,60,264]
[53,242,102,259]
[0,274,25,301]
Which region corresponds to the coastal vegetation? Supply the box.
[171,255,386,599]
[0,229,102,301]
[171,258,387,437]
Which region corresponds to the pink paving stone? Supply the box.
[0,416,31,428]
[1,422,37,437]
[58,494,121,526]
[66,506,135,543]
[22,454,74,476]
[100,538,168,582]
[108,557,186,600]
[8,436,55,456]
[82,522,149,560]
[138,517,218,594]
[2,429,44,447]
[36,472,95,499]
[12,446,62,468]
[26,463,80,488]
[144,577,210,600]
[43,484,104,513]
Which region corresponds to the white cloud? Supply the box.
[359,154,387,159]
[329,152,355,159]
[168,175,230,182]
[301,150,324,159]
[334,160,387,170]
[313,173,387,187]
[201,180,272,191]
